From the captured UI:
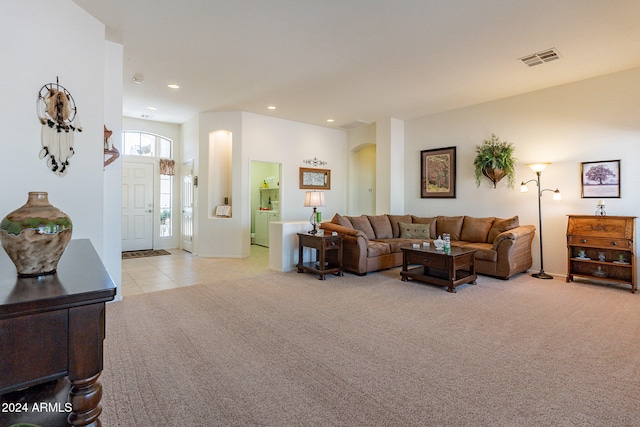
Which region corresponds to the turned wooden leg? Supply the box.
[68,372,102,427]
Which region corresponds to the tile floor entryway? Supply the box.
[121,245,270,297]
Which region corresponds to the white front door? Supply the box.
[181,160,194,253]
[122,161,154,251]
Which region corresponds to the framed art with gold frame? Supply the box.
[300,167,331,190]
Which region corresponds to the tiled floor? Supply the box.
[121,245,270,297]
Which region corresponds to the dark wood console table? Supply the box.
[0,239,116,426]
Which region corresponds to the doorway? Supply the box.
[121,161,154,251]
[352,144,376,215]
[250,161,281,248]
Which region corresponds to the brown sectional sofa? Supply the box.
[319,214,535,279]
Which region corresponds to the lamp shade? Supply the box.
[304,191,325,208]
[527,163,551,173]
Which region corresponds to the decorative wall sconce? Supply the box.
[103,125,120,168]
[303,157,327,167]
[521,163,561,279]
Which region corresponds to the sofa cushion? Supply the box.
[460,217,495,243]
[388,214,413,238]
[367,215,393,239]
[331,213,353,228]
[381,238,418,253]
[436,216,464,240]
[347,215,376,240]
[411,216,438,238]
[461,242,497,262]
[367,241,391,257]
[398,222,431,239]
[487,216,520,243]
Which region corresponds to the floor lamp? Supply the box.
[520,163,561,279]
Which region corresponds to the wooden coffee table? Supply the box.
[400,246,477,293]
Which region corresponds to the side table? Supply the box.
[0,239,116,427]
[296,232,343,280]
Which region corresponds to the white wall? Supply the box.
[193,111,347,257]
[1,1,107,264]
[103,40,124,298]
[404,68,640,279]
[375,118,405,215]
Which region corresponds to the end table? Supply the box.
[296,232,343,280]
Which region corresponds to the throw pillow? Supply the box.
[398,222,431,239]
[460,217,495,243]
[367,215,393,239]
[487,216,520,243]
[411,216,438,238]
[347,215,376,240]
[388,214,412,238]
[436,216,464,240]
[331,213,353,228]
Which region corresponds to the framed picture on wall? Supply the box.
[300,167,331,189]
[581,160,620,198]
[421,146,456,198]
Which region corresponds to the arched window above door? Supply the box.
[123,131,172,158]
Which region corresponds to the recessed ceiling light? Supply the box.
[132,73,144,84]
[147,106,158,110]
[267,105,276,110]
[167,84,180,89]
[326,119,335,123]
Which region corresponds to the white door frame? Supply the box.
[121,160,154,251]
[181,160,194,253]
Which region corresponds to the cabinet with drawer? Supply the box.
[566,215,636,293]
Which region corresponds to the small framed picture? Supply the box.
[421,146,456,198]
[581,160,620,198]
[299,167,331,190]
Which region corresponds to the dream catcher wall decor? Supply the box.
[36,78,82,176]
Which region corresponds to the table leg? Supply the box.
[67,372,102,426]
[297,242,304,273]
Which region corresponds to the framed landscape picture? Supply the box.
[300,167,331,190]
[421,146,456,198]
[581,160,620,198]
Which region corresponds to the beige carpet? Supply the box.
[101,269,640,426]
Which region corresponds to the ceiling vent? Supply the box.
[337,119,371,130]
[519,48,561,67]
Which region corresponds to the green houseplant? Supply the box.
[473,134,517,189]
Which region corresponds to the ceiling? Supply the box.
[73,0,640,128]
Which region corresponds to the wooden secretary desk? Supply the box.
[566,215,636,293]
[0,239,117,426]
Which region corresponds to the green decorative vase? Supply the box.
[0,192,72,277]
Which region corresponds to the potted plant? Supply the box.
[473,134,516,189]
